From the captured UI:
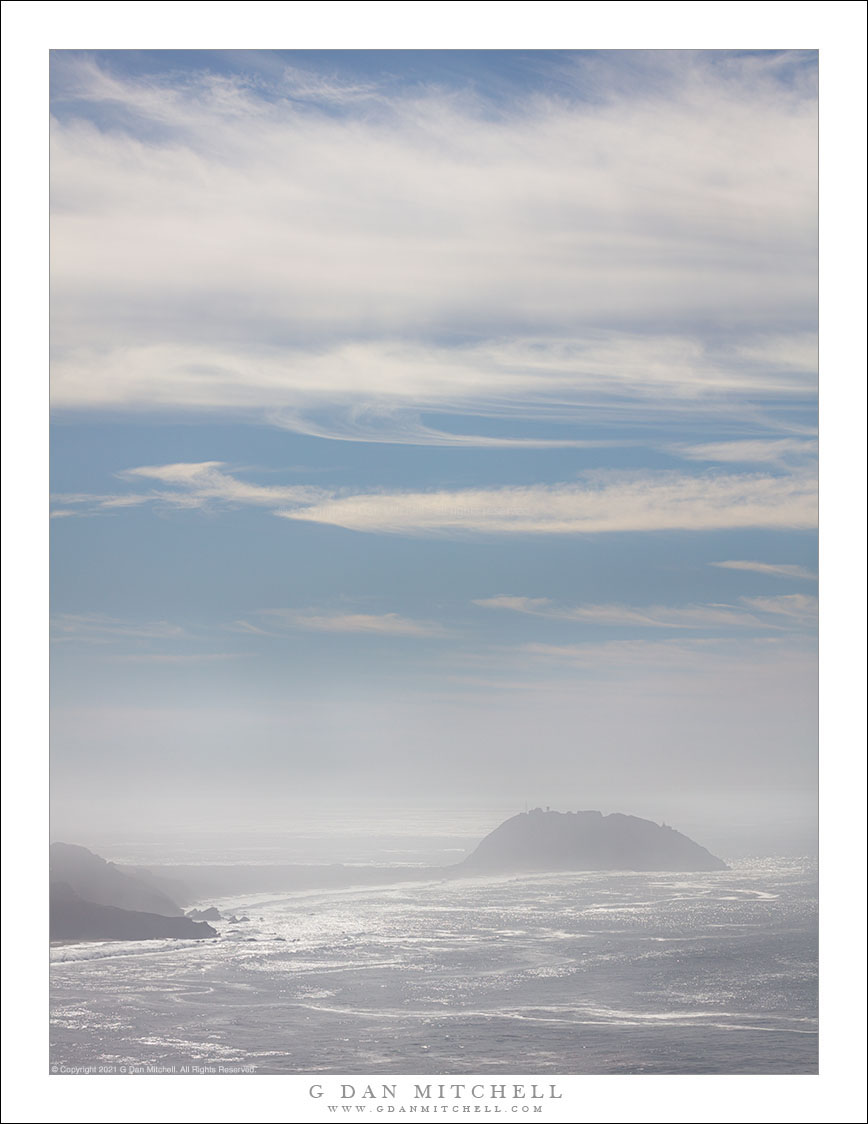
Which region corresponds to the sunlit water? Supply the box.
[50,857,816,1074]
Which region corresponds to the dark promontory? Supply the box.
[459,808,728,873]
[50,882,217,941]
[50,843,184,916]
[49,843,217,941]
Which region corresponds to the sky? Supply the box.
[48,48,819,849]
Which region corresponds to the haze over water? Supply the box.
[51,829,817,1076]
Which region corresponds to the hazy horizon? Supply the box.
[49,791,817,865]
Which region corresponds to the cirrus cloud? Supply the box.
[52,462,818,538]
[710,560,817,580]
[235,609,450,639]
[50,53,817,448]
[278,471,817,537]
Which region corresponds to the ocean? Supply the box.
[50,845,817,1076]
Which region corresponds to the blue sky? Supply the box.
[49,49,818,845]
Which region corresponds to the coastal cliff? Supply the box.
[50,842,184,916]
[49,843,217,941]
[50,881,217,941]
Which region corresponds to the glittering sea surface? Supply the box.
[50,856,817,1074]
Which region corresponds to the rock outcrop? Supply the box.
[460,808,728,872]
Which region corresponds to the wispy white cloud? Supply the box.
[475,596,553,615]
[51,58,816,342]
[237,609,450,639]
[515,634,817,675]
[739,594,818,622]
[114,652,245,663]
[51,336,816,447]
[120,461,326,506]
[672,438,817,467]
[53,462,818,537]
[279,471,817,537]
[52,462,328,518]
[735,332,818,371]
[50,491,154,514]
[710,560,817,580]
[51,613,185,643]
[475,592,816,632]
[51,614,247,660]
[474,596,768,630]
[49,55,817,444]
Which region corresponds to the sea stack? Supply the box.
[460,808,728,873]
